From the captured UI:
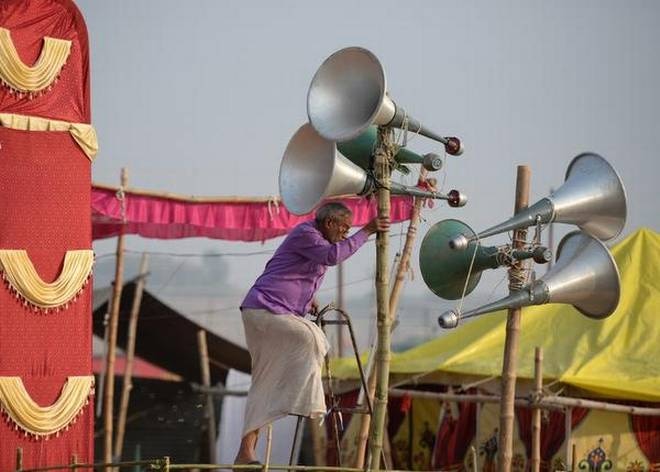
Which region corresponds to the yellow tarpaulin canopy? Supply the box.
[332,228,660,402]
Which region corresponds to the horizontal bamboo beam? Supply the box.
[389,388,660,416]
[93,182,362,205]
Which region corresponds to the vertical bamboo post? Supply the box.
[15,447,23,472]
[337,262,345,357]
[197,329,217,464]
[309,417,325,466]
[114,253,150,463]
[571,443,576,471]
[531,347,543,472]
[475,402,482,470]
[565,407,573,469]
[265,424,273,472]
[497,165,530,472]
[367,126,394,471]
[354,169,430,468]
[104,168,129,469]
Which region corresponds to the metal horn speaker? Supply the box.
[449,153,627,250]
[420,220,500,300]
[279,124,468,215]
[420,219,551,300]
[307,46,463,155]
[279,123,372,216]
[438,230,621,328]
[338,125,444,172]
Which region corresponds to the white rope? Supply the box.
[455,235,482,323]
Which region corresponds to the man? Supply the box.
[234,202,390,465]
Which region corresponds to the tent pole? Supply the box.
[531,347,543,472]
[104,167,129,470]
[354,169,429,469]
[114,253,150,463]
[565,407,573,469]
[198,329,217,464]
[367,126,395,471]
[498,165,530,472]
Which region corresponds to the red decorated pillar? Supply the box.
[0,1,96,469]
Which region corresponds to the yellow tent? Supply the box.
[332,228,660,471]
[333,227,660,402]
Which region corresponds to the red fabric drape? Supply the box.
[91,186,416,242]
[515,406,589,471]
[431,391,478,470]
[631,415,660,465]
[0,0,90,123]
[0,1,93,469]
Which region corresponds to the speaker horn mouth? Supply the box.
[551,230,621,319]
[307,47,387,142]
[279,124,337,216]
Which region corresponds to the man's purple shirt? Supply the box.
[241,220,370,316]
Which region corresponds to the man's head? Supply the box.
[315,202,353,243]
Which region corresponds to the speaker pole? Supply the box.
[498,165,531,472]
[368,126,395,471]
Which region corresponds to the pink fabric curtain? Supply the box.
[91,186,416,242]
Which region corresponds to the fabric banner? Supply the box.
[91,186,417,242]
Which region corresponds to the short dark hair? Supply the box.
[315,202,352,225]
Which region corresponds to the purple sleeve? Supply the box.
[294,228,370,266]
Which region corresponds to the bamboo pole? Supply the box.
[337,262,345,358]
[93,182,383,205]
[265,424,273,472]
[565,407,573,469]
[390,388,660,415]
[498,165,530,472]
[308,417,326,466]
[531,347,543,472]
[571,443,577,471]
[197,330,217,464]
[354,169,430,468]
[367,126,395,471]
[113,253,150,463]
[104,168,129,469]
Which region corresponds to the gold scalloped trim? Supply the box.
[0,250,94,311]
[0,28,71,95]
[0,113,98,162]
[0,376,94,439]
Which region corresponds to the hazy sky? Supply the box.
[79,1,660,345]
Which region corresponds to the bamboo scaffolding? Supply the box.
[354,169,430,468]
[113,253,149,464]
[103,168,129,469]
[367,127,395,471]
[498,165,530,472]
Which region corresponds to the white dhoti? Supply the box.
[241,308,330,437]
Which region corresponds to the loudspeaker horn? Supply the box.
[338,125,443,172]
[279,124,467,215]
[438,230,621,328]
[307,47,463,155]
[420,219,552,300]
[449,153,627,250]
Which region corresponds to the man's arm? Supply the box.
[294,216,390,266]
